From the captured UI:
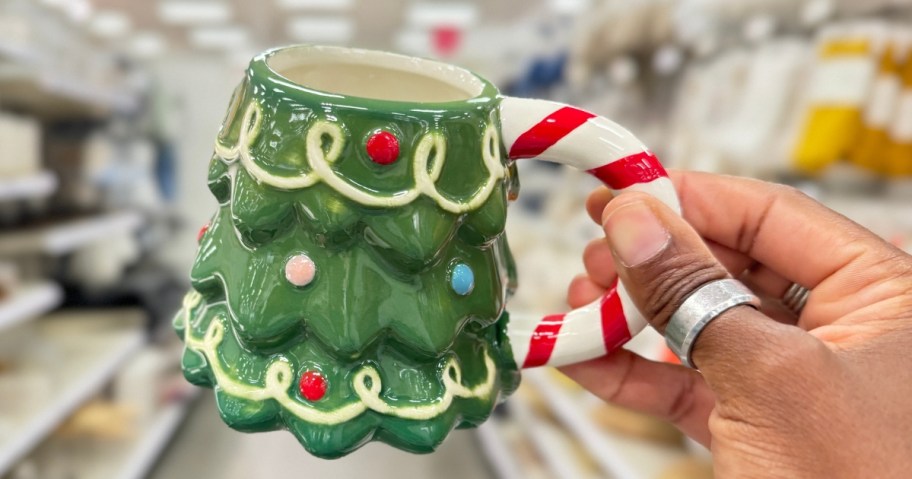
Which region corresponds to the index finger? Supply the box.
[586,171,909,323]
[666,171,903,292]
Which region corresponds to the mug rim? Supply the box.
[249,44,500,110]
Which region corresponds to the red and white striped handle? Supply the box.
[499,97,681,369]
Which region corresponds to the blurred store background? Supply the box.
[0,0,911,478]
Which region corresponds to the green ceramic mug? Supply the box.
[176,44,679,457]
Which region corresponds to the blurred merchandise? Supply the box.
[888,38,912,178]
[851,32,904,174]
[656,457,714,479]
[65,234,140,291]
[590,403,684,447]
[792,23,881,175]
[54,400,138,441]
[0,262,18,298]
[0,113,41,178]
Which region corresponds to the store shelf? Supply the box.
[476,419,527,479]
[0,282,63,332]
[113,391,199,479]
[0,67,137,119]
[0,171,57,202]
[0,211,143,256]
[0,320,144,474]
[509,395,600,479]
[50,391,202,479]
[524,369,687,479]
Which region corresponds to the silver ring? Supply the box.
[781,283,810,316]
[665,279,761,369]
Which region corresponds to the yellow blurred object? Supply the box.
[888,143,912,176]
[567,436,601,477]
[792,36,876,174]
[546,367,584,393]
[54,399,137,440]
[887,47,912,177]
[658,457,714,479]
[851,42,902,173]
[591,402,684,447]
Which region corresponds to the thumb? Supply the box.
[600,192,829,396]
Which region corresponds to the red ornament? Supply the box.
[197,223,210,243]
[365,131,400,165]
[299,370,327,401]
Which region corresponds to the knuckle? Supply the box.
[880,248,912,280]
[634,250,728,330]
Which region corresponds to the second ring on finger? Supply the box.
[738,264,812,325]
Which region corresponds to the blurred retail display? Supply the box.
[0,0,138,119]
[564,1,912,255]
[0,0,911,477]
[0,2,186,478]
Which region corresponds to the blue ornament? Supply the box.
[450,263,474,296]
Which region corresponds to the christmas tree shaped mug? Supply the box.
[176,45,680,458]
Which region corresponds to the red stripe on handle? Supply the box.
[600,279,631,352]
[522,314,566,368]
[508,107,596,159]
[587,151,668,190]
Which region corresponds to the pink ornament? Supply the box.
[285,254,316,287]
[365,130,399,165]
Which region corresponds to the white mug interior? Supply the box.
[264,45,486,103]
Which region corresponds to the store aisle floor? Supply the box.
[149,394,496,479]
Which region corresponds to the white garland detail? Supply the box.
[213,102,506,213]
[179,291,497,425]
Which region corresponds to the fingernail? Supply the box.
[603,201,670,267]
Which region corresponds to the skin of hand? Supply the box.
[561,170,912,478]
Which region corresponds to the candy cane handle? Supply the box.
[499,96,681,368]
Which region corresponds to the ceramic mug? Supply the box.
[175,45,680,458]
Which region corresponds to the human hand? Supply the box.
[562,170,912,477]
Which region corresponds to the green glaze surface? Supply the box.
[175,46,521,457]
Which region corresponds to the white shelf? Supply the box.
[51,390,201,479]
[113,392,199,479]
[0,320,144,474]
[0,66,137,119]
[524,369,688,479]
[0,171,57,202]
[0,211,143,256]
[0,282,63,332]
[509,395,601,479]
[476,419,527,479]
